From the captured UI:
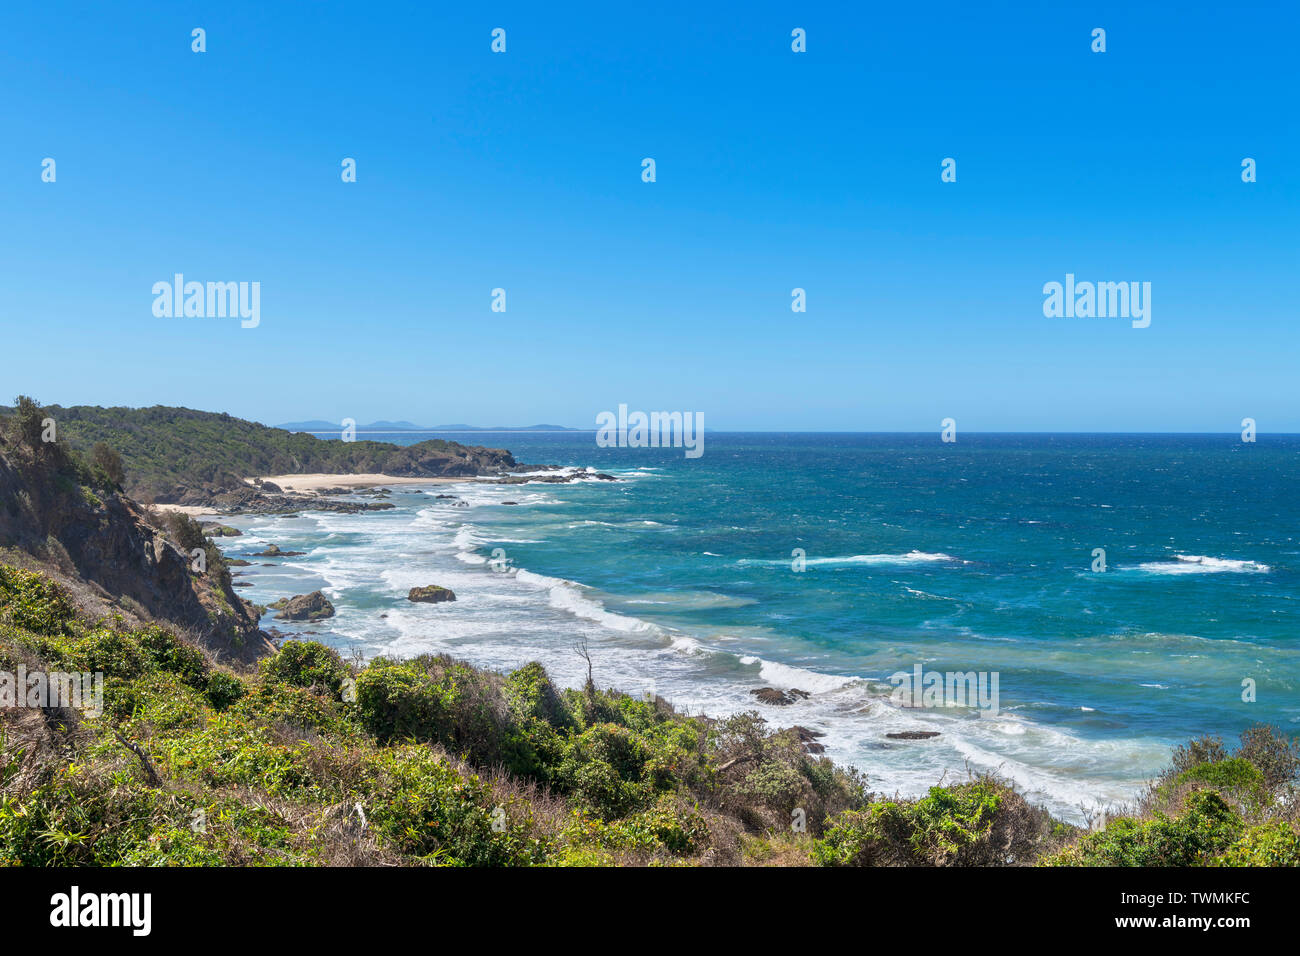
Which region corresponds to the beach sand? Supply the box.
[249,473,462,494]
[152,504,221,517]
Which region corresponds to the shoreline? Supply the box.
[247,473,464,494]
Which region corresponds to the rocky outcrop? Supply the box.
[791,726,827,754]
[0,436,274,664]
[749,687,811,706]
[268,591,335,621]
[885,731,941,740]
[408,585,456,604]
[201,523,242,537]
[254,544,305,557]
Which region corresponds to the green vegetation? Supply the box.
[0,400,516,501]
[2,563,1297,867]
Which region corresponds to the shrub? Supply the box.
[504,661,572,728]
[1046,791,1243,867]
[0,566,77,635]
[354,659,446,742]
[164,512,207,554]
[261,640,349,695]
[359,746,548,865]
[90,441,125,486]
[814,780,1058,866]
[1214,821,1300,866]
[1235,724,1300,791]
[205,670,248,710]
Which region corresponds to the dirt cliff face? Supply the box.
[0,439,274,665]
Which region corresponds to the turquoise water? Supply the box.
[213,433,1300,820]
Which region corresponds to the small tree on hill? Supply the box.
[91,441,126,486]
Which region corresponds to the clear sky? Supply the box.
[1,1,1295,431]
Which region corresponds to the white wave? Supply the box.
[754,659,863,695]
[741,550,959,567]
[514,569,662,635]
[1135,554,1271,575]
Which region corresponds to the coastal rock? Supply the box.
[791,725,827,754]
[201,522,242,537]
[749,687,811,706]
[502,501,518,505]
[259,481,283,493]
[407,585,456,604]
[254,544,306,557]
[885,731,941,740]
[268,590,336,621]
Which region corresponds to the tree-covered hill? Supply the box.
[0,402,520,502]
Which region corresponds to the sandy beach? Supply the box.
[152,503,221,517]
[248,473,463,494]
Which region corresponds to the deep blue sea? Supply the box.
[212,432,1300,821]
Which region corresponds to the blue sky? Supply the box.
[1,1,1295,430]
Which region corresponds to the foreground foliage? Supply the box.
[1,564,1296,866]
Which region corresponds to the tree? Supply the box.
[11,395,44,448]
[91,442,126,486]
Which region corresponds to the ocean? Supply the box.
[212,432,1300,822]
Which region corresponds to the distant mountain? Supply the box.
[277,419,344,431]
[278,421,579,432]
[427,424,579,432]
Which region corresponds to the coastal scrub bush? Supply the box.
[813,779,1058,866]
[1235,724,1300,791]
[1213,821,1300,866]
[261,640,350,695]
[90,441,126,486]
[357,745,548,865]
[164,512,207,554]
[710,712,867,836]
[0,565,77,635]
[205,670,248,710]
[564,795,711,856]
[505,661,573,729]
[354,657,448,742]
[1045,791,1243,866]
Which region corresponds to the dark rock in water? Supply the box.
[749,687,811,706]
[502,501,518,505]
[791,725,827,754]
[434,494,459,500]
[254,544,305,557]
[201,523,242,537]
[408,585,456,604]
[232,581,253,588]
[885,731,941,740]
[268,590,335,621]
[226,558,252,567]
[453,500,469,508]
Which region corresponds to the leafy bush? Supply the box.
[1045,791,1243,866]
[0,566,77,635]
[814,780,1059,866]
[1214,821,1300,866]
[205,670,248,710]
[260,640,349,695]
